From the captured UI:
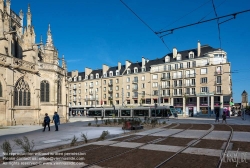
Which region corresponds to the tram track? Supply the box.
[216,124,234,168]
[81,123,194,168]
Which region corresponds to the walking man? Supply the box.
[43,113,50,132]
[52,111,60,131]
[215,110,219,123]
[222,111,227,124]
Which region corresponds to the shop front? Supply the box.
[174,98,183,115]
[185,104,197,117]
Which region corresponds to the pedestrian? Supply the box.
[52,111,60,131]
[222,111,227,124]
[215,111,219,123]
[43,113,50,132]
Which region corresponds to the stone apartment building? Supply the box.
[68,41,232,117]
[0,1,68,126]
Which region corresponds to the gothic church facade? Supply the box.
[0,1,68,126]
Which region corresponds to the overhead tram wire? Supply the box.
[212,0,222,49]
[158,0,212,32]
[120,0,171,52]
[155,9,250,36]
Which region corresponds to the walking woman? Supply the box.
[43,113,51,132]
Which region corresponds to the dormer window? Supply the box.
[78,76,82,81]
[85,75,88,80]
[74,77,77,81]
[90,74,94,79]
[165,56,170,63]
[142,68,146,72]
[127,69,131,74]
[176,54,182,61]
[189,52,194,59]
[68,78,72,82]
[134,68,138,73]
[103,73,107,78]
[96,73,99,79]
[116,70,120,76]
[109,71,113,77]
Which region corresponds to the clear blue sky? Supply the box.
[11,0,250,103]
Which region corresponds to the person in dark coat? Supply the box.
[52,111,60,131]
[215,111,220,122]
[43,113,50,132]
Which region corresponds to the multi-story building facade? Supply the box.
[0,1,68,126]
[68,41,232,117]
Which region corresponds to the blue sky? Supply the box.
[11,0,250,103]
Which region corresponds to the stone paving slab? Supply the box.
[150,129,183,137]
[133,128,164,135]
[91,140,118,146]
[110,142,143,148]
[140,144,182,152]
[203,131,231,140]
[171,130,208,139]
[182,147,222,157]
[232,132,250,142]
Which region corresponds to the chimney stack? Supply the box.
[173,47,177,58]
[197,40,201,57]
[118,62,121,71]
[142,57,146,67]
[125,60,131,69]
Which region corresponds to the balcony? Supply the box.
[89,85,93,88]
[73,87,77,90]
[172,75,183,79]
[172,93,183,97]
[161,76,171,80]
[172,84,183,88]
[184,74,196,78]
[132,95,138,98]
[89,91,93,95]
[161,94,170,97]
[73,93,77,96]
[161,85,170,89]
[132,80,138,84]
[215,90,223,95]
[214,81,222,85]
[85,97,98,101]
[132,88,138,92]
[185,83,196,87]
[108,90,113,93]
[108,96,113,100]
[214,71,223,75]
[108,82,113,86]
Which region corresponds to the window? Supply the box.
[14,78,31,106]
[153,82,158,88]
[190,53,194,59]
[116,70,120,76]
[90,74,93,79]
[186,88,190,94]
[127,100,130,104]
[201,77,207,83]
[103,94,106,99]
[216,86,222,93]
[164,65,167,71]
[96,81,98,85]
[127,92,130,97]
[192,61,196,67]
[109,71,113,77]
[152,74,158,80]
[175,64,178,70]
[153,90,158,96]
[104,87,106,92]
[134,68,138,73]
[116,86,119,90]
[127,77,130,82]
[103,80,106,85]
[142,68,146,72]
[40,80,49,102]
[174,89,177,95]
[142,91,145,96]
[79,83,81,87]
[116,100,119,105]
[57,81,62,104]
[116,93,119,98]
[142,75,145,81]
[85,82,87,86]
[187,62,191,68]
[103,73,107,78]
[96,74,99,79]
[201,87,208,93]
[216,76,221,84]
[200,68,207,74]
[180,63,183,69]
[85,75,88,80]
[141,83,145,88]
[127,85,130,90]
[116,79,119,83]
[127,69,131,74]
[178,89,182,95]
[78,76,82,81]
[85,89,87,93]
[191,88,195,94]
[0,82,2,97]
[168,65,171,70]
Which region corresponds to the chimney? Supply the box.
[173,47,177,58]
[85,67,92,76]
[118,62,121,71]
[142,57,145,67]
[102,64,109,73]
[197,40,201,57]
[125,60,131,69]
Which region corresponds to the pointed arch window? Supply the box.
[14,78,30,106]
[57,81,62,104]
[0,82,2,97]
[40,80,50,102]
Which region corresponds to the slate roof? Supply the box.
[68,45,218,81]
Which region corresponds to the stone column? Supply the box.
[211,96,214,115]
[220,95,223,115]
[197,96,200,115]
[170,98,174,106]
[183,97,186,117]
